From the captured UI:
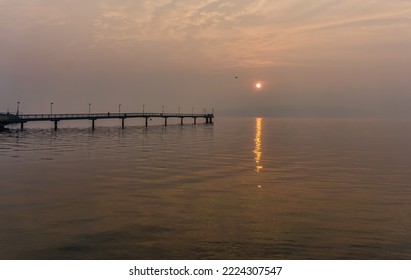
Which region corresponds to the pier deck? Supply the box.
[0,112,214,130]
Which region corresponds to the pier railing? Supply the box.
[15,112,211,120]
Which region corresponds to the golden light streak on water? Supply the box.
[254,117,263,172]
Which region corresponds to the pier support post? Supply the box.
[122,118,125,129]
[92,119,95,130]
[194,117,197,125]
[180,117,184,125]
[20,122,24,130]
[145,117,148,127]
[205,117,209,124]
[164,117,168,126]
[209,117,213,124]
[54,120,58,131]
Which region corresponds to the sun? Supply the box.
[255,82,262,89]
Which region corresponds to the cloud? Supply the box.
[89,0,411,67]
[91,0,271,63]
[1,0,410,68]
[0,0,67,30]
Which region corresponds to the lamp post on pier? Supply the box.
[162,105,164,114]
[50,102,53,116]
[89,103,91,116]
[17,102,20,115]
[178,106,180,114]
[118,104,121,113]
[142,104,145,113]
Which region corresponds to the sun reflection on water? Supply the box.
[254,118,263,173]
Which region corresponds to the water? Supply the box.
[1,117,411,259]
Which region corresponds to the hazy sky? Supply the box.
[1,0,410,116]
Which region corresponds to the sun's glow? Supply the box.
[255,82,262,89]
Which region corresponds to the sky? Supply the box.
[1,0,411,117]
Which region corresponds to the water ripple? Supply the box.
[1,118,411,259]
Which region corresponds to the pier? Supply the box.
[0,112,214,130]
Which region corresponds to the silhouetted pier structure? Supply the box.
[0,112,214,130]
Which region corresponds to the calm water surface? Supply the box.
[1,117,411,259]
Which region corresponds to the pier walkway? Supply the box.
[0,112,214,130]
